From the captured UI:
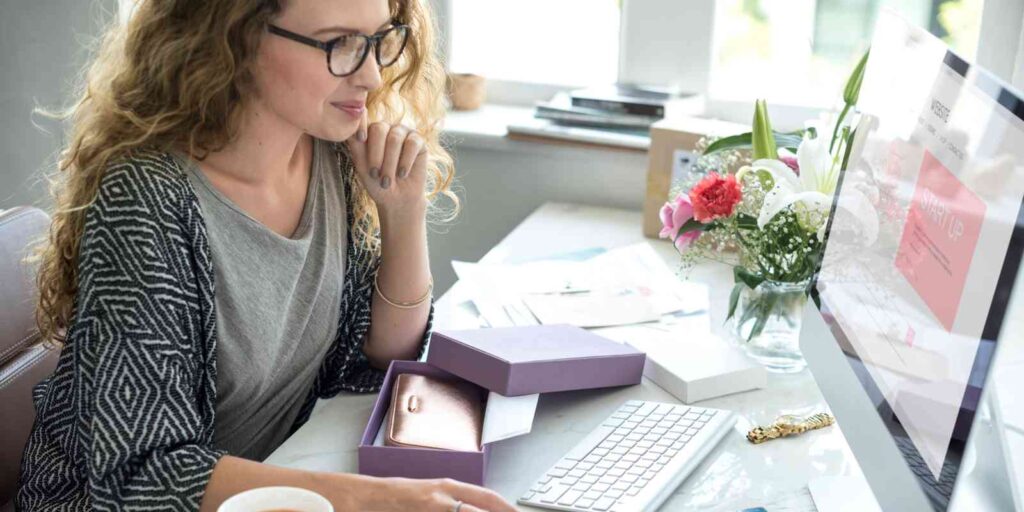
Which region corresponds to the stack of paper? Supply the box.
[452,243,708,329]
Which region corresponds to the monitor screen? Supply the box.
[814,10,1024,511]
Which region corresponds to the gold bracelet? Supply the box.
[374,273,433,309]
[746,413,835,444]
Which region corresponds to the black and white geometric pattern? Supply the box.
[16,145,432,511]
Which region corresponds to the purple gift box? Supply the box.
[426,324,646,396]
[358,324,645,485]
[358,360,492,485]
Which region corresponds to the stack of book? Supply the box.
[506,83,704,150]
[540,84,704,128]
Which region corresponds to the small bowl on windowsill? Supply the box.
[447,72,486,111]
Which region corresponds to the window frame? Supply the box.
[436,0,1023,130]
[118,0,1024,130]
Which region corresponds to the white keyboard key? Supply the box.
[635,402,658,417]
[563,425,615,461]
[558,490,585,506]
[603,417,625,428]
[537,483,571,504]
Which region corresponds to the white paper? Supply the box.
[671,148,699,186]
[451,260,539,327]
[481,392,539,445]
[522,292,663,328]
[454,243,709,329]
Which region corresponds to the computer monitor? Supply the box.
[801,9,1024,511]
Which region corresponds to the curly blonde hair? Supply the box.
[30,0,458,347]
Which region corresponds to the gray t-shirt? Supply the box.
[173,137,346,461]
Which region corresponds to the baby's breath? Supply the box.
[669,137,822,285]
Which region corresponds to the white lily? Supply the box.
[737,117,877,243]
[736,127,837,232]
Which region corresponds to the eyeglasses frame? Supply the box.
[266,22,411,77]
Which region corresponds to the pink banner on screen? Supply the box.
[895,151,986,331]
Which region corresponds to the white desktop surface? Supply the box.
[264,202,864,511]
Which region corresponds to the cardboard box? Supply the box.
[643,116,749,238]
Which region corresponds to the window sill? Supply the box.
[439,100,820,159]
[440,103,649,155]
[441,103,534,149]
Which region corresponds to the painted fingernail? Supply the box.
[381,176,391,189]
[398,167,408,178]
[370,167,379,179]
[359,129,367,142]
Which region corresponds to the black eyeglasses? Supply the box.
[267,22,410,77]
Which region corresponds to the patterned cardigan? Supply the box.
[16,143,433,511]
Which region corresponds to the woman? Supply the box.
[17,0,516,510]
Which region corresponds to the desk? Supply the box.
[265,202,865,511]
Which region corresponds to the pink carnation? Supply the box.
[659,193,701,251]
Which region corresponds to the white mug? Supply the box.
[217,486,333,512]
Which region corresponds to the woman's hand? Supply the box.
[357,476,519,512]
[344,109,429,222]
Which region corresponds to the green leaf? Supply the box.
[726,283,743,321]
[748,313,768,341]
[736,213,759,230]
[843,49,871,107]
[703,132,752,156]
[675,217,705,237]
[829,103,852,153]
[841,126,857,171]
[734,266,766,291]
[703,131,805,157]
[747,293,779,341]
[738,293,760,329]
[752,99,778,160]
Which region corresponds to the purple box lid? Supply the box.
[426,324,645,396]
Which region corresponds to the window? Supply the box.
[710,0,984,107]
[447,0,621,87]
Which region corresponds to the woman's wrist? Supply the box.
[378,204,428,247]
[377,197,428,228]
[315,472,381,510]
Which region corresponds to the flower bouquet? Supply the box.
[659,52,871,372]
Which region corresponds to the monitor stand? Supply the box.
[949,387,1019,511]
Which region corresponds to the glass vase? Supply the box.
[733,279,809,373]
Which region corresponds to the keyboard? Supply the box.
[893,435,957,508]
[518,400,736,512]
